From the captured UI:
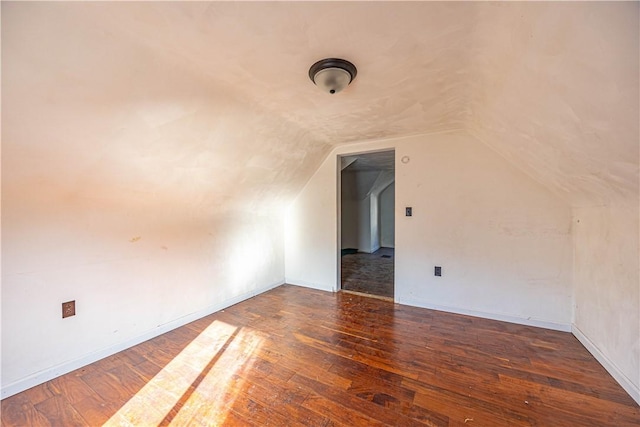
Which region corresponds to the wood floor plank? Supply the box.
[292,372,432,427]
[227,391,290,427]
[301,392,389,427]
[71,394,120,426]
[341,247,394,298]
[498,374,640,425]
[78,363,148,409]
[19,382,55,406]
[47,371,100,404]
[410,382,534,427]
[34,395,88,427]
[237,373,332,426]
[0,395,52,427]
[1,284,638,426]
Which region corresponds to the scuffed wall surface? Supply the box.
[2,207,284,387]
[1,3,323,390]
[286,132,573,327]
[573,203,640,394]
[395,133,572,326]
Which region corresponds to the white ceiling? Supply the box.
[3,2,638,215]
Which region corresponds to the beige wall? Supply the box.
[285,154,340,291]
[573,203,640,401]
[1,198,285,395]
[286,131,573,329]
[395,133,572,327]
[2,2,302,396]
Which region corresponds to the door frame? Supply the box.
[336,148,396,295]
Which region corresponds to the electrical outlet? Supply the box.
[434,266,442,277]
[406,207,412,216]
[62,300,75,318]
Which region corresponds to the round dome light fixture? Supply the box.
[309,58,357,95]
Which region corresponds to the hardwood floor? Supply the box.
[341,247,394,298]
[2,284,639,426]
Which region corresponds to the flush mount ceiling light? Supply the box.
[309,58,357,94]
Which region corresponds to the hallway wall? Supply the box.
[380,183,395,248]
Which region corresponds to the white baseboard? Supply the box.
[285,278,334,292]
[396,296,572,332]
[1,280,284,400]
[572,324,640,405]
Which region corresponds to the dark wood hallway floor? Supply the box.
[341,247,394,298]
[2,284,639,426]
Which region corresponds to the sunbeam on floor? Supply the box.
[104,320,263,426]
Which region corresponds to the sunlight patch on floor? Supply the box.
[104,320,263,426]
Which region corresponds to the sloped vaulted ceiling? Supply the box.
[468,3,639,206]
[3,2,638,214]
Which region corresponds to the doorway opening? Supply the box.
[339,150,395,300]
